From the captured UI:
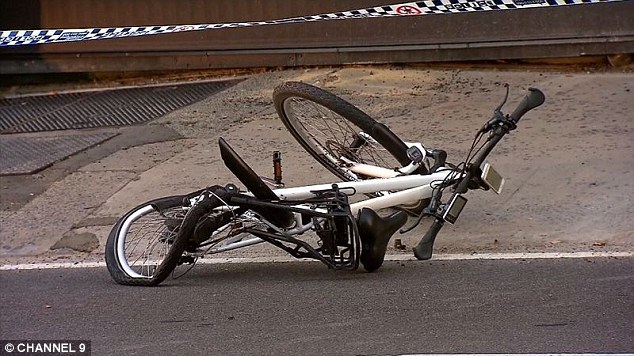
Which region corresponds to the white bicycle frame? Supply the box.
[274,169,456,216]
[195,151,462,256]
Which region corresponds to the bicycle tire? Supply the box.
[105,196,189,286]
[273,81,426,181]
[106,193,232,286]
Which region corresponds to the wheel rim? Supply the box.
[282,97,402,177]
[116,204,185,279]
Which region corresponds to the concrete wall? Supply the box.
[1,0,633,73]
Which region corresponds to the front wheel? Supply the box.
[273,81,426,181]
[105,196,191,286]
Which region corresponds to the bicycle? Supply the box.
[105,81,545,286]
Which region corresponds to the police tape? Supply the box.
[0,0,623,47]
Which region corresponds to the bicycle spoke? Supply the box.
[285,96,399,169]
[120,207,184,277]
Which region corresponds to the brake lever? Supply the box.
[494,83,510,113]
[479,84,510,134]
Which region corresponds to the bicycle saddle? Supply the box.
[357,208,407,272]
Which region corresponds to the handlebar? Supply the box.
[413,87,545,260]
[509,88,545,124]
[413,219,443,260]
[459,87,546,192]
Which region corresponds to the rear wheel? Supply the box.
[273,81,425,181]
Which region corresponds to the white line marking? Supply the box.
[386,251,634,261]
[0,251,631,270]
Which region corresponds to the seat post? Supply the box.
[218,137,294,227]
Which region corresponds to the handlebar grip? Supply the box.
[413,219,444,260]
[509,88,545,123]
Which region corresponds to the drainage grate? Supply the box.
[0,79,242,133]
[0,132,117,175]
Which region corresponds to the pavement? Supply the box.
[1,64,633,266]
[2,258,633,354]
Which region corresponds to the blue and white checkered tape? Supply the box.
[0,0,625,47]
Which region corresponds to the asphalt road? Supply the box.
[1,257,632,355]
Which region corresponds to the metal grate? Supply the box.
[0,79,242,133]
[0,132,117,175]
